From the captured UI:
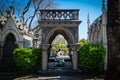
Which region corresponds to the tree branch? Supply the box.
[28,0,43,32]
[21,0,31,23]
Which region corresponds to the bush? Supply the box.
[78,43,106,74]
[13,47,42,74]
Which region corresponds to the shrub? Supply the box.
[78,43,106,74]
[13,47,42,74]
[79,38,88,46]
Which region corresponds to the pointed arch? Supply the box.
[3,29,21,42]
[4,33,16,43]
[46,26,74,44]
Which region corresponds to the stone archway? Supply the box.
[47,27,74,44]
[39,9,81,70]
[47,29,74,70]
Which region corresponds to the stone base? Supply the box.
[38,69,81,76]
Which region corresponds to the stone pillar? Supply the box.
[102,19,108,71]
[101,0,107,70]
[70,44,79,70]
[40,44,50,70]
[0,41,4,62]
[0,47,3,61]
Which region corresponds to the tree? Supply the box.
[20,0,59,31]
[0,0,58,30]
[79,38,88,46]
[51,35,68,51]
[0,0,13,16]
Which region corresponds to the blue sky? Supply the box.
[14,0,103,40]
[56,0,103,40]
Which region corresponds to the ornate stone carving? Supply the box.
[67,27,78,42]
[40,44,50,51]
[69,44,79,51]
[40,9,79,20]
[39,9,81,70]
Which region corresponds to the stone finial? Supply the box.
[102,0,106,12]
[6,3,14,16]
[87,13,90,24]
[10,4,14,15]
[87,12,90,29]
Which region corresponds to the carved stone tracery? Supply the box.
[39,9,81,70]
[40,9,79,20]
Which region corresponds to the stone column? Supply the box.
[102,0,107,70]
[70,44,79,70]
[40,44,50,70]
[0,47,3,61]
[0,41,4,62]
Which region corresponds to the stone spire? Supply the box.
[87,13,90,42]
[102,0,106,12]
[87,13,90,30]
[6,3,14,16]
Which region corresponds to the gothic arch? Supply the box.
[3,29,21,42]
[4,33,16,43]
[46,26,74,44]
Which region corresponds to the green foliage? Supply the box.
[61,47,68,51]
[78,43,106,74]
[51,47,56,51]
[52,44,68,51]
[79,38,88,46]
[51,35,68,51]
[13,47,42,74]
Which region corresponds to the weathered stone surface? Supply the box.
[105,0,120,80]
[39,9,81,70]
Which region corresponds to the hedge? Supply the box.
[13,47,42,74]
[78,43,106,74]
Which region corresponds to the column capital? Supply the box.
[40,44,50,51]
[69,44,80,51]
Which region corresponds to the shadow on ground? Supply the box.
[0,72,104,80]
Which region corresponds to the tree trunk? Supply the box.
[105,0,120,80]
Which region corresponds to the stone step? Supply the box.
[38,69,81,76]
